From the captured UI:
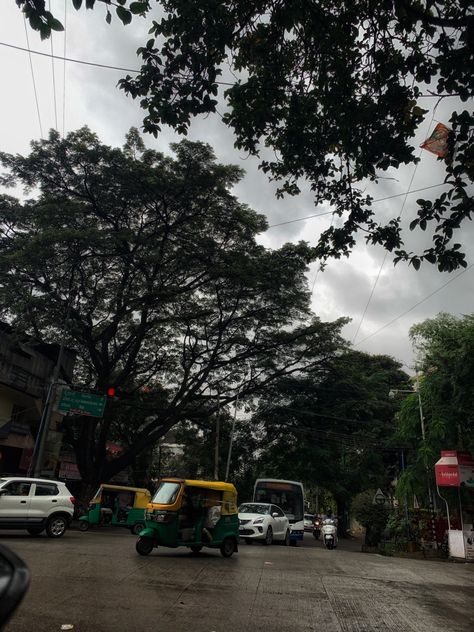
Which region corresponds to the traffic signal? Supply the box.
[106,387,116,398]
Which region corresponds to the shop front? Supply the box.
[435,450,474,560]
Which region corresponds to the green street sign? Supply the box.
[58,389,106,418]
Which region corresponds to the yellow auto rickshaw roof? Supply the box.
[98,484,150,494]
[160,478,237,494]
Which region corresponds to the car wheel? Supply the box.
[290,539,297,547]
[136,537,154,556]
[220,537,236,558]
[131,522,145,536]
[190,545,203,554]
[284,530,290,546]
[264,526,273,546]
[46,515,68,538]
[78,520,90,532]
[27,527,44,536]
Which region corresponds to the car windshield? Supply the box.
[152,482,181,504]
[239,503,270,515]
[305,514,314,520]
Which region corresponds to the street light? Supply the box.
[389,384,434,509]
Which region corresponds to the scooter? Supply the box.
[321,518,337,549]
[312,518,321,540]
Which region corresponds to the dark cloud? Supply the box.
[1,4,473,370]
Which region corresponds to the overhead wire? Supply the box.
[352,107,439,344]
[0,39,467,98]
[62,0,67,137]
[266,183,449,229]
[22,19,43,137]
[49,1,59,131]
[354,262,474,346]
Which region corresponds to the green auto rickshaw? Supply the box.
[135,478,239,557]
[79,484,151,535]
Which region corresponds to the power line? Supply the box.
[62,0,67,137]
[0,40,141,74]
[352,109,439,344]
[267,183,449,229]
[354,263,474,346]
[0,40,462,99]
[49,2,59,131]
[22,20,43,137]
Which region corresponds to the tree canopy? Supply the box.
[248,350,409,527]
[0,126,347,490]
[16,0,474,272]
[396,312,474,501]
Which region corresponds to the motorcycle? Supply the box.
[321,518,337,550]
[312,518,321,540]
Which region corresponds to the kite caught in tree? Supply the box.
[420,123,452,158]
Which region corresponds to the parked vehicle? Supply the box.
[135,478,239,558]
[79,484,151,535]
[304,513,314,532]
[253,479,305,545]
[321,518,338,549]
[312,516,321,540]
[239,502,290,545]
[0,477,74,538]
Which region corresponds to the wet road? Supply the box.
[2,530,473,632]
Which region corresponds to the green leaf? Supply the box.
[48,17,64,33]
[130,2,147,15]
[116,6,132,25]
[106,10,112,25]
[85,0,96,9]
[411,257,421,271]
[72,0,83,9]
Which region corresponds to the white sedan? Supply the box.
[238,502,290,545]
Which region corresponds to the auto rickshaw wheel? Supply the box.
[190,545,202,554]
[220,537,236,558]
[78,521,90,532]
[131,522,145,536]
[284,530,290,546]
[136,536,154,556]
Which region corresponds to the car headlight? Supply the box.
[253,518,264,525]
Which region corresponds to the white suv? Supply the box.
[0,477,74,538]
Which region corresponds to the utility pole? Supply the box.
[29,297,73,478]
[213,389,220,480]
[225,386,241,481]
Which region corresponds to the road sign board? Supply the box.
[373,488,386,506]
[58,389,106,418]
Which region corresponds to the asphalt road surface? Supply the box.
[2,529,473,632]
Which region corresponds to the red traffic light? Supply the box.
[106,387,116,397]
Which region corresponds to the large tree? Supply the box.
[251,351,409,531]
[0,127,347,494]
[16,0,474,271]
[396,312,474,502]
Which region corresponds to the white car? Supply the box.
[238,502,290,545]
[0,477,75,538]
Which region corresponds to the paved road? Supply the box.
[2,530,473,632]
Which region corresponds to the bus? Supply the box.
[253,479,305,545]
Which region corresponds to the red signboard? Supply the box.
[435,451,474,487]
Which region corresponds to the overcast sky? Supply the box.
[1,2,473,373]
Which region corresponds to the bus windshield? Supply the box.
[253,481,304,522]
